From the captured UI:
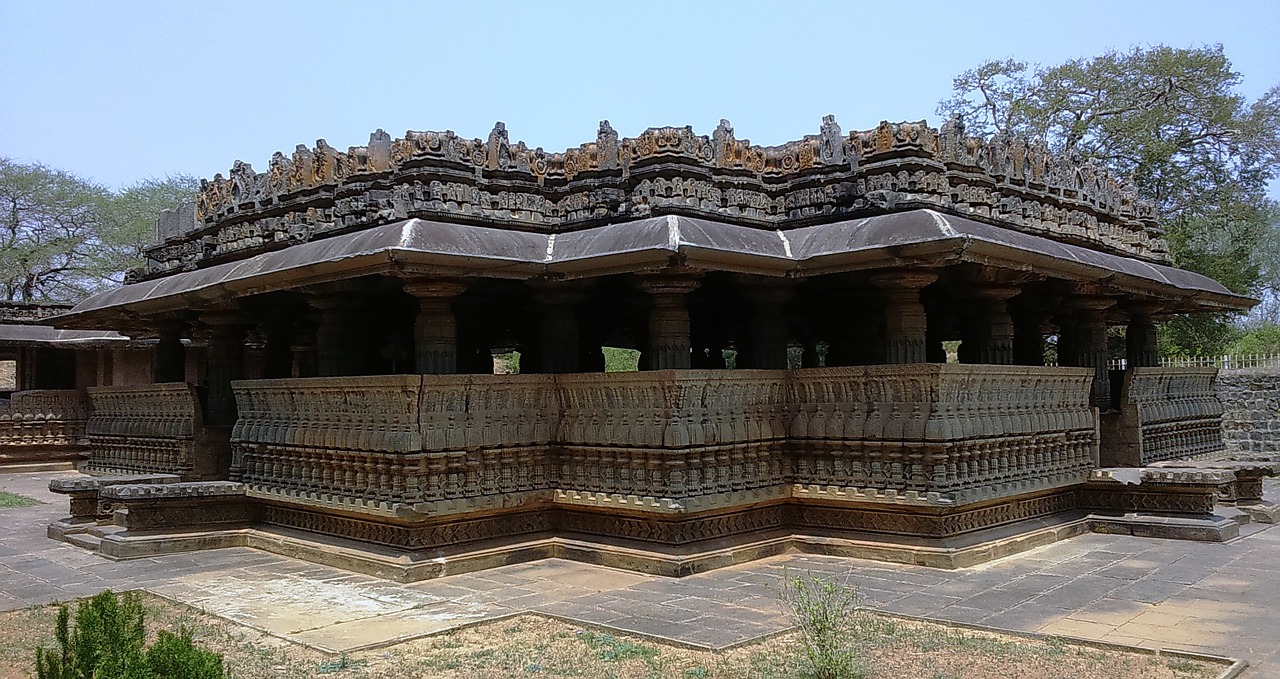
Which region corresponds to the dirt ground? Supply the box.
[0,591,1225,679]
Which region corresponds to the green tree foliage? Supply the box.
[0,159,195,303]
[938,45,1280,356]
[35,590,224,679]
[0,160,107,302]
[98,175,199,284]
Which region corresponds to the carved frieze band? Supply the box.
[0,390,89,450]
[147,119,1163,279]
[83,383,203,477]
[228,365,1099,519]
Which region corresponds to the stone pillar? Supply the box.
[533,282,589,374]
[870,270,938,364]
[1065,296,1115,411]
[639,274,701,370]
[200,311,248,427]
[307,288,365,377]
[152,325,186,383]
[966,285,1019,365]
[402,278,468,374]
[741,278,793,370]
[1126,307,1159,368]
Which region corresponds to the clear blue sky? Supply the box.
[2,0,1277,196]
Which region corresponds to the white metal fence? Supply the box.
[1105,354,1280,371]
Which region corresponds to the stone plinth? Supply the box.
[49,473,181,520]
[1082,467,1239,541]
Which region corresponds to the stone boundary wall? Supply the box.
[1219,368,1280,455]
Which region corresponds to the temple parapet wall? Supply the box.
[83,383,209,480]
[790,366,1097,505]
[143,119,1165,280]
[225,366,1097,522]
[1101,367,1225,466]
[0,390,90,464]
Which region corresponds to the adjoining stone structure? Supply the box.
[44,117,1258,576]
[1219,368,1280,455]
[0,302,134,471]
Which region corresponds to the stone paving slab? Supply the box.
[2,471,1278,674]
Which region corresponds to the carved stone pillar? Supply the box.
[402,278,468,374]
[533,282,589,374]
[1126,307,1160,368]
[307,287,365,377]
[965,285,1019,365]
[152,324,187,383]
[870,270,938,364]
[200,311,248,427]
[1064,296,1116,410]
[639,273,702,370]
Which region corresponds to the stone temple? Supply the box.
[24,117,1278,579]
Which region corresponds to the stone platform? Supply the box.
[3,471,1279,676]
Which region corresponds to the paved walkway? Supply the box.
[3,471,1279,676]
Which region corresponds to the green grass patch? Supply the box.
[577,630,659,662]
[0,491,40,508]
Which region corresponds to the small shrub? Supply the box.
[775,570,881,679]
[35,590,225,679]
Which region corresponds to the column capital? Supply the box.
[868,269,939,291]
[197,309,251,334]
[638,273,702,297]
[401,277,469,300]
[1069,295,1117,316]
[966,283,1022,302]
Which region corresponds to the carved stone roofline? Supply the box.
[146,117,1165,281]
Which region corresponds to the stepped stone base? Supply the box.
[55,504,1240,581]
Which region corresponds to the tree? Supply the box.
[0,159,196,302]
[0,159,109,302]
[938,46,1280,356]
[97,175,199,284]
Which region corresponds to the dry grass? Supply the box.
[0,592,1225,679]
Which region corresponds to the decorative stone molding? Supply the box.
[157,118,1163,281]
[1082,466,1232,517]
[1101,367,1224,466]
[0,390,90,465]
[99,482,256,532]
[789,365,1097,504]
[229,365,1095,525]
[83,383,212,479]
[48,473,180,520]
